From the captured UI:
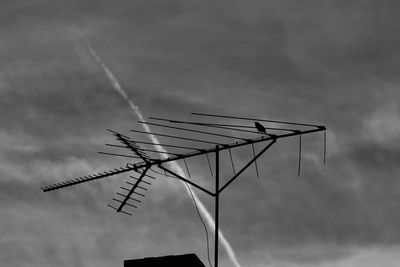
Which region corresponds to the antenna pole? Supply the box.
[215,145,220,267]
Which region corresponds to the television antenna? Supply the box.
[41,112,326,267]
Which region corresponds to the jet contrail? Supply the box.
[74,26,242,267]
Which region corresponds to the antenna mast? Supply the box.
[41,112,326,267]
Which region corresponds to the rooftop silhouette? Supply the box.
[124,253,205,267]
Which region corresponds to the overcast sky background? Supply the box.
[1,0,400,266]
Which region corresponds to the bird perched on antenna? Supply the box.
[254,122,267,135]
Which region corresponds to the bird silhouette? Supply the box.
[254,122,267,134]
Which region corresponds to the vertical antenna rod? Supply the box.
[298,134,302,176]
[323,130,327,164]
[215,145,220,267]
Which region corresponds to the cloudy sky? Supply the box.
[1,0,400,266]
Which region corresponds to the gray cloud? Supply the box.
[1,0,400,266]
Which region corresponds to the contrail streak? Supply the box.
[75,27,242,267]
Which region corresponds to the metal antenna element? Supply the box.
[251,144,259,177]
[191,112,325,128]
[323,130,327,164]
[41,112,326,267]
[228,149,235,174]
[298,133,302,176]
[205,154,213,177]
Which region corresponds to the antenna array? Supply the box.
[41,112,326,267]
